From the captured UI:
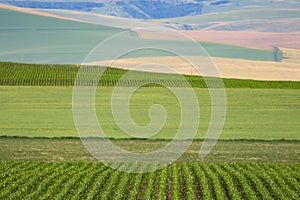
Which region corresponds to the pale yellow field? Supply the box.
[281,48,300,64]
[86,56,300,81]
[137,30,300,50]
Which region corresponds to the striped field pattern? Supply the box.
[0,162,299,199]
[1,62,300,88]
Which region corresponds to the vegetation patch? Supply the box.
[0,161,299,199]
[0,137,299,163]
[1,62,299,88]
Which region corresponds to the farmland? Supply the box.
[2,85,300,140]
[1,137,299,164]
[0,1,299,198]
[0,61,299,198]
[0,7,123,64]
[0,161,299,199]
[1,62,300,140]
[1,62,299,87]
[154,8,300,32]
[91,56,300,81]
[156,8,300,24]
[0,7,281,64]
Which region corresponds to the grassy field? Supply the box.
[0,62,299,140]
[0,61,299,198]
[1,3,299,199]
[0,137,299,164]
[1,86,299,140]
[0,161,299,199]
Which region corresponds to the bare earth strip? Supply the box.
[0,4,90,24]
[137,30,300,50]
[87,56,300,81]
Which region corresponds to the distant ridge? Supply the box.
[1,0,299,20]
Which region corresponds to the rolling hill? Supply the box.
[0,6,124,64]
[1,0,204,19]
[1,0,299,20]
[38,8,163,29]
[155,8,300,31]
[0,5,280,65]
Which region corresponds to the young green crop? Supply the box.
[155,166,169,200]
[203,164,227,200]
[233,163,273,199]
[170,164,182,200]
[84,167,113,199]
[192,163,213,199]
[70,164,106,200]
[211,164,242,200]
[1,62,300,88]
[221,163,257,200]
[181,164,198,199]
[126,172,144,199]
[141,171,157,200]
[0,162,299,199]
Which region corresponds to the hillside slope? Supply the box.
[1,0,299,20]
[0,7,123,64]
[157,8,300,31]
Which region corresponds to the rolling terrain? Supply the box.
[156,8,300,31]
[91,56,300,81]
[0,5,123,64]
[2,0,300,20]
[0,1,299,199]
[1,62,299,140]
[1,5,289,71]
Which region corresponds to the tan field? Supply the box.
[86,56,300,81]
[281,48,300,64]
[137,30,300,50]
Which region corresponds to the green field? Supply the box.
[0,62,299,140]
[1,61,299,198]
[1,86,299,140]
[1,62,298,88]
[0,161,299,199]
[1,137,299,163]
[1,3,300,198]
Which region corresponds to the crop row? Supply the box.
[0,161,299,199]
[1,62,300,88]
